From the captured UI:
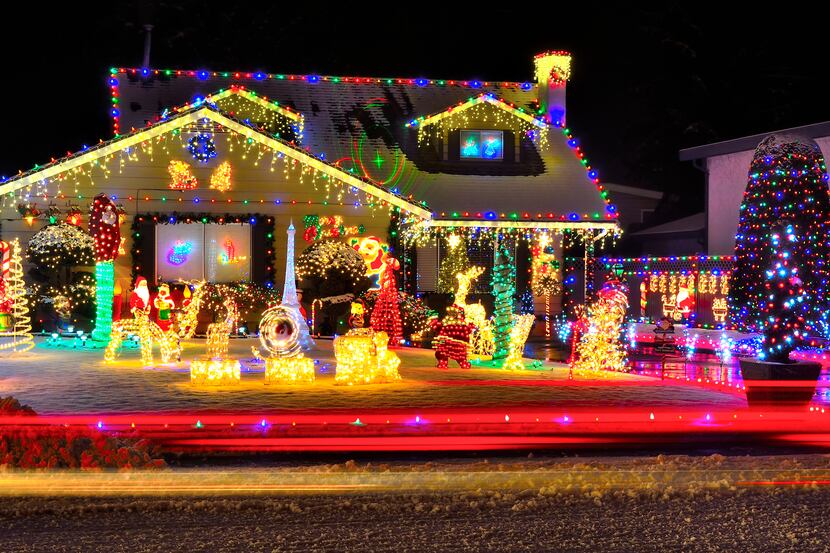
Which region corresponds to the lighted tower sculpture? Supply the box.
[282,220,314,349]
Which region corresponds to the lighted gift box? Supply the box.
[190,357,241,386]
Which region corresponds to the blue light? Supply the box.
[197,70,209,80]
[254,72,266,81]
[470,80,482,88]
[520,82,532,90]
[307,75,320,84]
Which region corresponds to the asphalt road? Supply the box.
[1,484,828,551]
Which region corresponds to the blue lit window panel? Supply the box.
[460,130,481,158]
[460,130,503,160]
[480,131,504,159]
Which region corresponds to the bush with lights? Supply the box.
[26,223,95,329]
[732,134,830,333]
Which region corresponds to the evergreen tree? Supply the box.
[491,239,515,360]
[370,258,403,347]
[759,222,807,363]
[732,134,830,332]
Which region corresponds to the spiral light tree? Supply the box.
[89,194,121,343]
[0,239,35,353]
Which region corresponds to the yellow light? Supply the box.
[264,354,315,385]
[333,328,401,385]
[570,286,629,373]
[0,239,35,353]
[105,303,183,366]
[502,314,535,371]
[190,357,241,386]
[209,161,233,192]
[454,266,494,360]
[206,297,238,358]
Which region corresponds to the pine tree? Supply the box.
[491,239,515,360]
[370,258,403,347]
[732,134,830,332]
[438,235,471,294]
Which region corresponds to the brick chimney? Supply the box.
[533,51,571,125]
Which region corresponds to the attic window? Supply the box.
[460,130,503,160]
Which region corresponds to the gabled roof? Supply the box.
[104,67,618,230]
[679,121,830,161]
[404,93,546,129]
[0,103,430,218]
[630,212,705,236]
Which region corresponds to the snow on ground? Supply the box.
[0,337,745,414]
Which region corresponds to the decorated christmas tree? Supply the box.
[437,234,470,294]
[491,239,515,360]
[370,258,403,347]
[570,280,629,372]
[732,134,830,332]
[759,222,807,363]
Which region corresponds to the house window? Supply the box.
[460,130,504,160]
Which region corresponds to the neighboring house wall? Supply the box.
[706,136,830,255]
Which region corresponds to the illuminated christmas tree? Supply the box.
[370,258,403,347]
[732,134,830,332]
[570,280,629,372]
[437,234,470,294]
[491,239,515,360]
[759,222,807,363]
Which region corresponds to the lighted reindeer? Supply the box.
[454,266,495,359]
[206,299,239,358]
[105,281,205,365]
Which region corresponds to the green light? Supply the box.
[90,261,115,343]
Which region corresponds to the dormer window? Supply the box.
[460,130,504,160]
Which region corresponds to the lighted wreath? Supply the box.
[187,133,217,163]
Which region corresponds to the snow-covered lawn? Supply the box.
[0,337,745,414]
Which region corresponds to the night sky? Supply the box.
[3,2,828,225]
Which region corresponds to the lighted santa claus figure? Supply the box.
[674,285,695,321]
[431,304,475,369]
[130,277,151,313]
[153,283,176,332]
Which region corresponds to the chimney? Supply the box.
[533,51,571,125]
[142,24,154,68]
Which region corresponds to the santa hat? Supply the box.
[134,276,147,288]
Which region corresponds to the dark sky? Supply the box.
[3,2,828,223]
